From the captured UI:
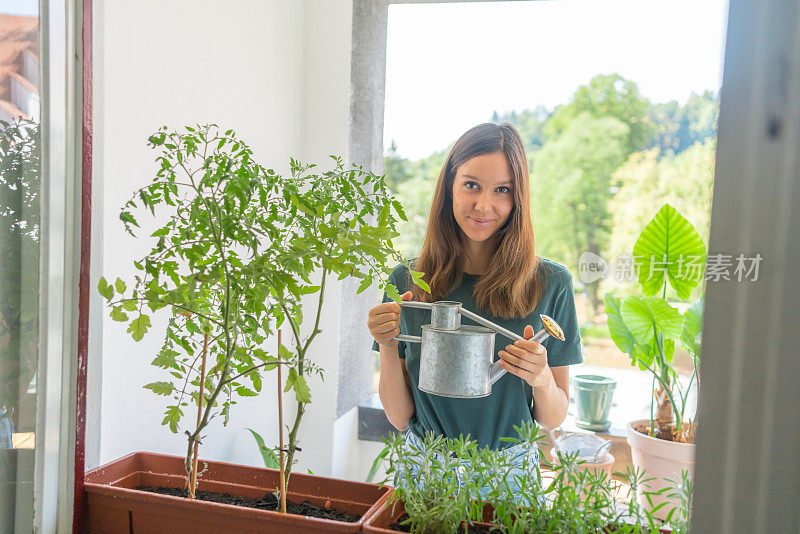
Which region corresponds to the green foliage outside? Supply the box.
[533,112,630,312]
[0,119,39,420]
[384,74,718,322]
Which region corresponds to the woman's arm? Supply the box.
[497,325,570,431]
[378,343,415,431]
[531,365,570,431]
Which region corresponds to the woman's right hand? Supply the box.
[368,290,413,348]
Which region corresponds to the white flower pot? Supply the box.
[626,419,694,520]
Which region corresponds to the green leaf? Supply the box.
[145,381,175,396]
[235,386,258,397]
[604,294,638,356]
[284,368,311,403]
[633,204,706,299]
[385,282,401,304]
[127,314,152,341]
[378,204,391,225]
[681,296,704,360]
[410,270,430,293]
[98,277,114,300]
[151,349,178,368]
[278,343,293,361]
[162,405,182,433]
[122,299,138,311]
[356,277,372,295]
[119,211,140,228]
[298,285,321,295]
[292,374,311,403]
[247,428,280,469]
[114,278,127,294]
[391,200,407,222]
[250,371,262,392]
[110,307,128,322]
[366,445,389,483]
[620,296,683,347]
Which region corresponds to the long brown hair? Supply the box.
[409,122,544,319]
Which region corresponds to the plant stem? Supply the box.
[649,376,655,437]
[640,357,682,434]
[188,330,209,499]
[221,359,292,386]
[680,367,698,421]
[277,329,287,513]
[283,268,328,483]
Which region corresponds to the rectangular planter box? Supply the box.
[363,496,496,534]
[84,451,391,533]
[363,495,406,533]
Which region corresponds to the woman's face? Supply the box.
[451,151,514,245]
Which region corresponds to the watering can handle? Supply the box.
[392,301,434,343]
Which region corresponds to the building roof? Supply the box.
[0,14,38,121]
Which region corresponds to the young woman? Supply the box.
[368,122,582,464]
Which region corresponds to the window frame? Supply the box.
[349,1,800,530]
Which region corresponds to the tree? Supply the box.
[544,74,654,153]
[386,148,448,258]
[532,113,630,313]
[649,91,719,156]
[383,140,413,193]
[492,105,551,152]
[675,91,718,153]
[0,120,39,422]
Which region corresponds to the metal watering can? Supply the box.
[395,300,566,398]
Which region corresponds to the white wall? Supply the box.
[89,0,356,477]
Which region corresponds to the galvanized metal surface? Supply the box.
[393,300,564,398]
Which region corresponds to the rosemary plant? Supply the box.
[375,423,692,533]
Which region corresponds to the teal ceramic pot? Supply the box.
[573,375,616,431]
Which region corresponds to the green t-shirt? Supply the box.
[372,258,583,450]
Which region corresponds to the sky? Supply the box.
[0,0,37,16]
[384,0,730,160]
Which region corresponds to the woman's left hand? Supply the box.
[498,325,554,389]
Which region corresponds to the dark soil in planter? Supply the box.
[136,485,361,522]
[633,420,696,445]
[387,513,503,533]
[633,421,673,441]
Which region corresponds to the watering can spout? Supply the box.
[485,313,565,387]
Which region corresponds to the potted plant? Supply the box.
[604,203,704,517]
[363,423,690,533]
[85,124,427,532]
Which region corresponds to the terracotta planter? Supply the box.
[626,420,694,520]
[363,496,496,533]
[84,451,391,533]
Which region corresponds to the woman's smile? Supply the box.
[469,216,495,227]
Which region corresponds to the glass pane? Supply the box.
[0,3,40,532]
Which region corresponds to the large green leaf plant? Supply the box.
[98,124,425,498]
[605,204,704,443]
